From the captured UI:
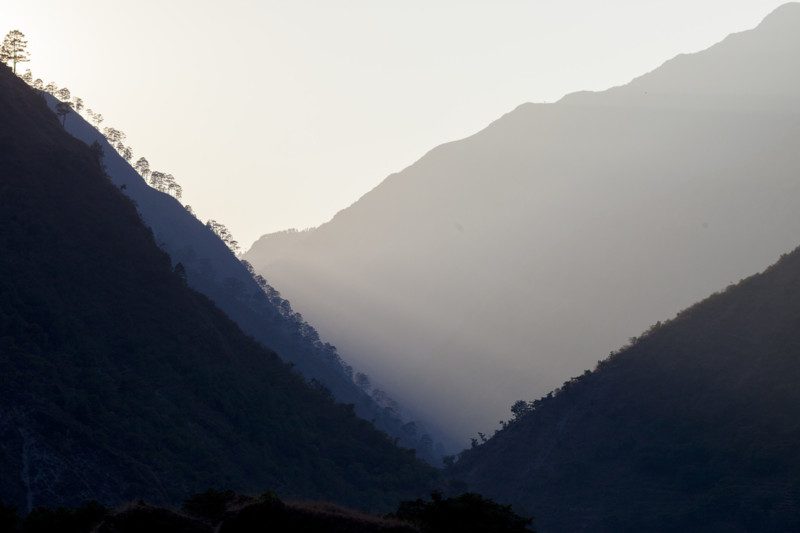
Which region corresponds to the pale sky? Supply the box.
[4,1,790,248]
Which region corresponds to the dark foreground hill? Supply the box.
[449,246,800,532]
[0,490,535,533]
[0,64,436,512]
[44,83,444,462]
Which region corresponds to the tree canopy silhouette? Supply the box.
[0,30,29,73]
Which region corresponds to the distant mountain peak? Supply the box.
[557,1,800,107]
[761,2,800,25]
[244,3,800,444]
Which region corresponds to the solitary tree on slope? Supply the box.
[0,30,30,74]
[102,127,125,144]
[134,157,151,179]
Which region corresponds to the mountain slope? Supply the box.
[244,3,800,442]
[448,245,800,532]
[0,63,435,512]
[41,90,443,461]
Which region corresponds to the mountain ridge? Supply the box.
[448,243,800,531]
[244,2,800,442]
[0,63,436,511]
[39,90,446,460]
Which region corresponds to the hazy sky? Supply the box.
[4,1,789,248]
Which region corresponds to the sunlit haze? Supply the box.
[6,2,800,527]
[3,0,788,248]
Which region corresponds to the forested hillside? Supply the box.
[39,90,444,462]
[0,63,436,512]
[449,246,800,531]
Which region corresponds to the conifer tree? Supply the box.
[0,30,30,73]
[56,87,71,102]
[134,157,151,180]
[102,127,125,144]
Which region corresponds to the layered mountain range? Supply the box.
[245,2,800,442]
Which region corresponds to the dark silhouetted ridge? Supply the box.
[449,246,800,531]
[44,82,445,463]
[0,63,436,512]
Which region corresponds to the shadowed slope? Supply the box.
[0,64,435,512]
[450,246,800,531]
[42,93,444,461]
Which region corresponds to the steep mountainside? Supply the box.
[0,64,436,512]
[41,92,443,460]
[449,246,800,532]
[244,3,800,442]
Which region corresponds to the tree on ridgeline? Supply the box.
[55,101,73,126]
[149,170,165,190]
[134,158,149,178]
[206,220,240,254]
[13,60,187,207]
[145,170,182,199]
[510,400,533,421]
[164,173,182,199]
[119,145,133,162]
[134,157,151,179]
[103,127,125,145]
[0,30,30,73]
[112,141,130,160]
[56,86,71,102]
[86,109,104,127]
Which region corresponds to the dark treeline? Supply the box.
[449,245,800,531]
[0,490,535,533]
[5,30,187,218]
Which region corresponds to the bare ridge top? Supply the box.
[558,1,800,106]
